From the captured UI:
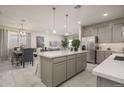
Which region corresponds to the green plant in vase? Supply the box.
[61,38,68,49]
[72,39,80,51]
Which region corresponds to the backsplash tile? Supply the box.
[98,43,124,51]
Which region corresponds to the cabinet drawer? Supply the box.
[53,57,66,63]
[77,53,82,57]
[67,55,75,60]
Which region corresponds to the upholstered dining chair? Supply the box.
[22,48,34,68]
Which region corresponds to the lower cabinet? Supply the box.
[96,51,105,64]
[104,51,112,59]
[76,57,83,73]
[76,53,87,73]
[53,61,66,86]
[67,59,76,79]
[82,53,87,69]
[41,52,87,87]
[97,76,124,87]
[96,51,113,64]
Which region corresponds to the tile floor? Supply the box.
[0,58,97,87]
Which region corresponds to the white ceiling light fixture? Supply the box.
[103,13,108,17]
[65,14,69,36]
[52,7,56,34]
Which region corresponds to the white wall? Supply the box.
[31,32,64,48]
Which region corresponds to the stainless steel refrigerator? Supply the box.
[82,36,98,64]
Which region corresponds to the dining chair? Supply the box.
[11,50,22,66]
[22,48,34,68]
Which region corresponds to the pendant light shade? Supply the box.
[19,24,26,36]
[52,7,56,34]
[65,14,69,36]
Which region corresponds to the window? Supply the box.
[8,31,26,49]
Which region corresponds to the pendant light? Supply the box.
[65,14,69,36]
[52,7,56,34]
[19,24,26,36]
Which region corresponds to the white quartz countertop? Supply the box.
[93,53,124,84]
[37,50,87,58]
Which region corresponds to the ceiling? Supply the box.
[0,5,124,35]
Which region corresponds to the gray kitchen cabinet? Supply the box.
[97,51,113,64]
[76,57,83,73]
[122,24,124,41]
[67,59,76,79]
[104,25,112,43]
[96,51,105,64]
[84,27,98,37]
[89,27,98,36]
[40,52,87,87]
[84,28,90,37]
[76,53,87,73]
[82,53,87,70]
[97,76,124,87]
[53,61,66,86]
[112,24,123,42]
[97,25,105,43]
[98,24,112,43]
[104,51,112,59]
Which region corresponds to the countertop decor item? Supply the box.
[107,48,111,50]
[61,38,68,49]
[72,39,80,51]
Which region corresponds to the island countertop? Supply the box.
[37,50,87,58]
[93,53,124,84]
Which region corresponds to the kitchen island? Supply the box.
[93,53,124,87]
[38,50,87,87]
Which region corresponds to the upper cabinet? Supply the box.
[112,23,123,43]
[89,27,98,36]
[98,24,112,43]
[122,25,124,41]
[83,26,98,37]
[82,18,124,43]
[84,28,90,37]
[97,25,105,43]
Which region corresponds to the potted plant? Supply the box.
[72,39,80,51]
[61,38,68,49]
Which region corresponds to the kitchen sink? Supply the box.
[114,56,124,61]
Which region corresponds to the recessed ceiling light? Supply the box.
[103,13,108,17]
[77,21,81,24]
